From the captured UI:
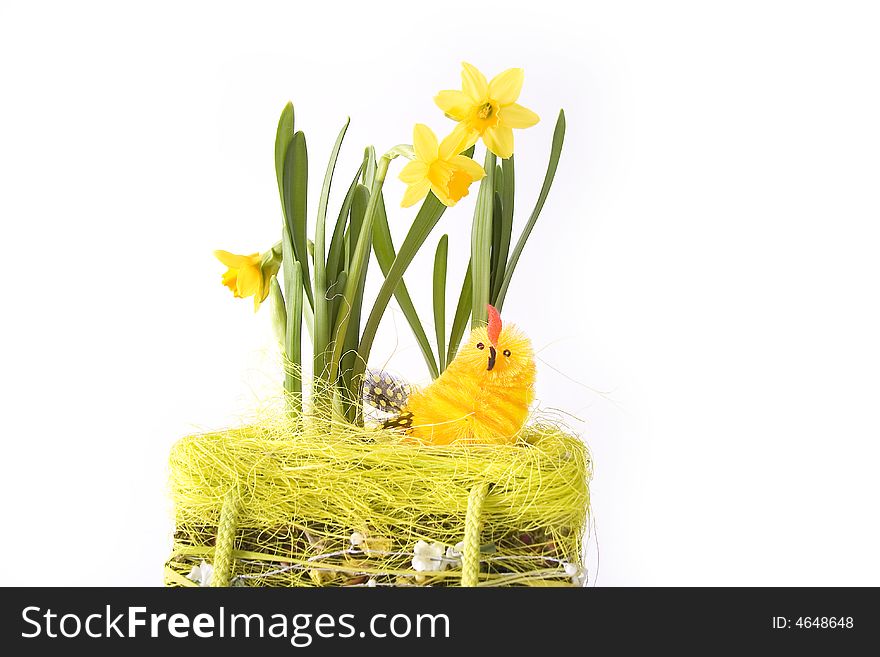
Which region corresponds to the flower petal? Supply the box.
[215,250,259,268]
[488,68,524,105]
[438,123,477,159]
[482,125,515,159]
[401,179,431,208]
[461,62,488,102]
[412,124,438,162]
[236,263,262,298]
[500,102,540,129]
[451,155,486,182]
[434,90,473,121]
[399,159,429,184]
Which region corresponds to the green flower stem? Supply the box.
[470,150,496,328]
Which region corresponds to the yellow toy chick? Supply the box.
[371,305,535,445]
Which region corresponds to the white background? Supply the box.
[1,0,878,586]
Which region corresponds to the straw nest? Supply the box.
[165,414,591,587]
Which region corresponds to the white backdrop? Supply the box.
[2,0,879,586]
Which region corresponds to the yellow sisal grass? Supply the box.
[165,409,591,587]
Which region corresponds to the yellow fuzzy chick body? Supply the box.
[400,309,535,445]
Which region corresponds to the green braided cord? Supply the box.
[461,482,489,587]
[211,488,239,587]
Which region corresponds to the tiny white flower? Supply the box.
[366,578,377,587]
[563,562,586,586]
[350,532,365,547]
[443,542,464,569]
[187,560,213,587]
[412,540,446,572]
[445,540,465,559]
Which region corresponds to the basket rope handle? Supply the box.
[211,488,239,587]
[461,482,489,587]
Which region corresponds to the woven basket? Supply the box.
[164,422,591,587]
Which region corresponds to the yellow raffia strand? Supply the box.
[165,405,591,587]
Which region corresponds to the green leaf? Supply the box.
[433,235,449,373]
[274,102,295,204]
[362,146,377,188]
[281,222,312,341]
[470,150,496,328]
[327,162,366,289]
[329,183,371,414]
[495,110,566,310]
[328,269,347,345]
[313,118,350,381]
[284,260,304,416]
[354,192,447,393]
[491,156,515,303]
[338,270,368,421]
[347,184,369,269]
[282,131,314,310]
[328,157,391,386]
[489,190,503,298]
[275,103,312,343]
[447,261,472,365]
[338,261,367,422]
[371,190,439,379]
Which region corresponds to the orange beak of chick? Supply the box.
[487,304,502,371]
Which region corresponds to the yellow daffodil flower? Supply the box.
[214,249,280,311]
[435,62,540,159]
[398,124,485,207]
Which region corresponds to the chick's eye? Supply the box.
[476,342,485,350]
[503,349,511,357]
